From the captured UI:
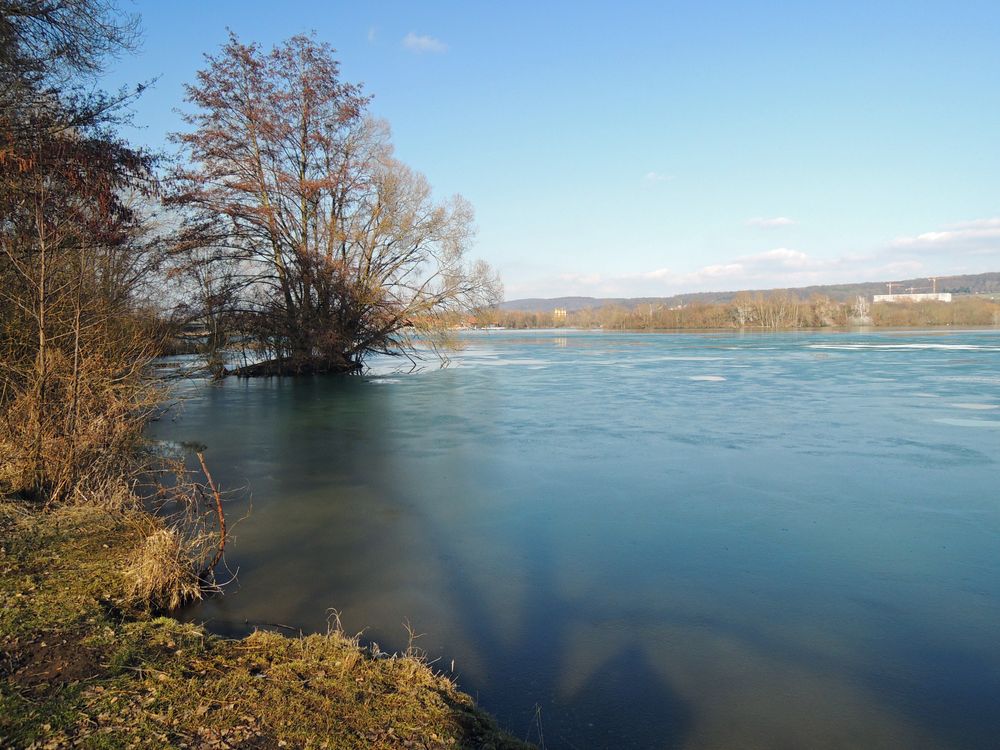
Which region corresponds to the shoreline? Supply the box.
[459,323,1000,333]
[0,499,532,749]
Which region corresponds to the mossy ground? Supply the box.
[0,500,532,749]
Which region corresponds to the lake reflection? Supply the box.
[149,329,1000,749]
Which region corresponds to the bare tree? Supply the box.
[169,33,501,375]
[751,291,799,329]
[0,0,166,501]
[0,108,162,499]
[0,0,138,79]
[1,0,145,149]
[730,292,755,326]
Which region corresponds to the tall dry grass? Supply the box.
[123,522,204,610]
[0,0,226,612]
[0,326,162,506]
[0,226,225,610]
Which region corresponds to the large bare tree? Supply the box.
[169,33,501,375]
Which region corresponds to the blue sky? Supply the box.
[108,1,1000,299]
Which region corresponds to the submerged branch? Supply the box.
[196,451,226,576]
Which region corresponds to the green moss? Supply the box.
[0,500,532,749]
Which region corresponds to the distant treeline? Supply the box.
[474,292,1000,330]
[498,272,1000,313]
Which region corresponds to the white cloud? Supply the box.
[506,247,937,299]
[402,32,447,54]
[674,248,817,285]
[691,263,745,280]
[644,171,673,183]
[891,217,1000,248]
[747,216,795,228]
[367,27,377,43]
[746,247,811,268]
[530,250,818,296]
[504,217,1000,299]
[642,267,673,279]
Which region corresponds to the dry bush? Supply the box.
[122,521,204,610]
[0,303,226,610]
[0,337,162,505]
[124,450,233,610]
[0,124,164,506]
[0,0,226,613]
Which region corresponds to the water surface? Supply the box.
[149,329,1000,749]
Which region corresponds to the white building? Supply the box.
[872,292,952,303]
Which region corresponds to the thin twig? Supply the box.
[196,451,225,574]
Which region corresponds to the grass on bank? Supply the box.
[0,500,532,749]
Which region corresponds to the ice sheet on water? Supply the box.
[461,357,550,367]
[652,355,730,361]
[807,343,1000,351]
[936,375,1000,385]
[157,328,1000,749]
[934,418,1000,428]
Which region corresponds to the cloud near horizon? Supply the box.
[633,247,863,289]
[536,248,905,298]
[891,217,1000,252]
[516,251,926,299]
[504,217,1000,300]
[402,32,447,54]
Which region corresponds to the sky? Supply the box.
[107,1,1000,299]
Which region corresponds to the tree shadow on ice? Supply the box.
[421,520,693,749]
[549,645,692,749]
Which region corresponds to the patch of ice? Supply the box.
[460,357,549,367]
[936,375,1000,385]
[934,418,1000,429]
[807,343,1000,351]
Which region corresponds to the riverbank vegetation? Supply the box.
[0,0,162,505]
[0,0,215,631]
[1,3,526,746]
[0,499,531,749]
[476,292,1000,330]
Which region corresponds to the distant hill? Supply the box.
[500,272,1000,312]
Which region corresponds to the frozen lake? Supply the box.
[151,328,1000,749]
